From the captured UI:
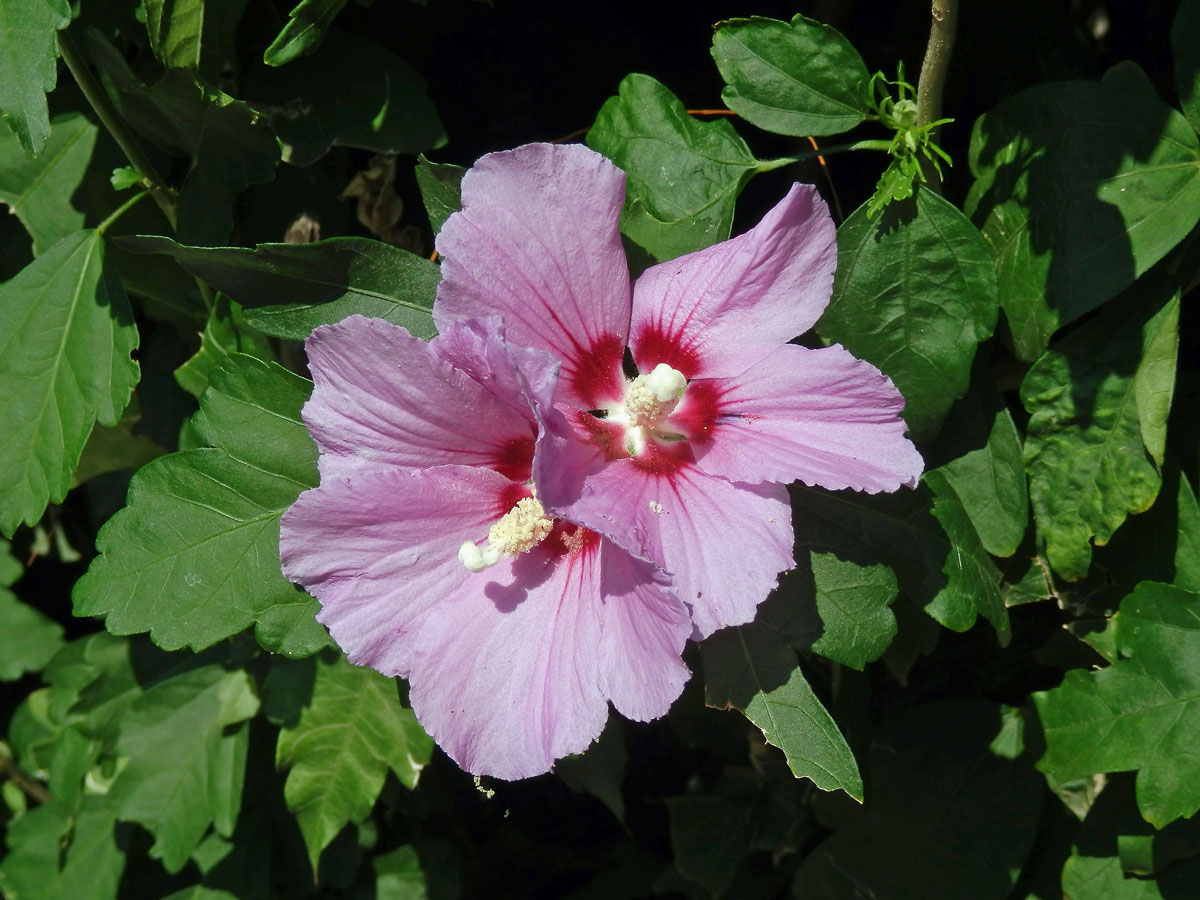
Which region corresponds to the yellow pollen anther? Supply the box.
[488,496,553,556]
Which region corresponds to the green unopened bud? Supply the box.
[892,99,919,130]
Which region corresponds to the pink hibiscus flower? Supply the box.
[279,315,691,780]
[434,143,923,638]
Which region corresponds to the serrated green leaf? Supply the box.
[264,0,348,66]
[117,234,440,339]
[276,653,434,869]
[819,188,999,440]
[793,700,1043,899]
[0,230,139,536]
[700,622,862,799]
[415,155,464,236]
[106,664,259,872]
[251,33,445,167]
[0,112,97,254]
[1174,0,1200,132]
[71,398,166,486]
[143,0,247,80]
[73,355,332,655]
[1035,581,1200,827]
[711,15,869,137]
[967,81,1200,361]
[0,0,70,155]
[1021,291,1179,580]
[588,73,759,261]
[0,591,64,680]
[1061,855,1163,900]
[0,799,125,900]
[934,372,1029,558]
[175,296,276,398]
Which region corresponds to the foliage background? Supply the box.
[1,0,1198,898]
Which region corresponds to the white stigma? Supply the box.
[612,363,688,455]
[459,495,554,573]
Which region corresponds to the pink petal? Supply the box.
[630,184,836,380]
[540,455,794,639]
[407,531,689,779]
[280,465,521,676]
[675,343,923,492]
[303,316,540,480]
[434,143,632,408]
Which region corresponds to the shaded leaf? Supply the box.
[0,591,64,681]
[71,398,166,486]
[711,15,869,137]
[415,155,464,236]
[793,700,1043,900]
[106,665,259,872]
[0,0,70,155]
[276,653,434,869]
[264,0,348,66]
[819,189,999,440]
[371,845,430,900]
[1035,581,1200,827]
[252,33,445,167]
[0,230,139,536]
[0,799,125,900]
[555,718,628,824]
[73,355,331,655]
[1021,291,1179,580]
[175,296,276,398]
[143,0,248,81]
[700,622,862,800]
[665,794,753,896]
[967,81,1200,361]
[588,73,759,261]
[117,234,440,339]
[0,112,97,254]
[1174,0,1200,132]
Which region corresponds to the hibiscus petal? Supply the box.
[303,316,539,480]
[434,143,631,408]
[630,183,836,380]
[677,343,923,492]
[407,533,689,779]
[541,457,794,639]
[280,465,519,677]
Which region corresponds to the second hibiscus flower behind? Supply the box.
[434,142,923,639]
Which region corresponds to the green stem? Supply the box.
[95,190,150,236]
[756,139,895,173]
[0,753,50,805]
[57,32,179,231]
[916,0,959,129]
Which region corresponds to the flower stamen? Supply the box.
[459,495,554,572]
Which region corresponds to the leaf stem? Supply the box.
[0,753,50,805]
[757,139,894,173]
[916,0,959,129]
[96,190,151,236]
[56,32,179,231]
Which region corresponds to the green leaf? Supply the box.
[0,0,70,155]
[0,799,126,900]
[793,700,1044,899]
[73,355,332,655]
[700,622,863,799]
[276,653,434,870]
[71,398,166,486]
[1061,855,1163,900]
[819,189,1000,440]
[0,112,97,254]
[1021,291,1179,580]
[933,372,1029,557]
[251,33,445,167]
[792,484,1008,634]
[106,664,259,872]
[665,793,754,896]
[0,230,139,537]
[263,0,348,66]
[143,0,247,81]
[117,235,440,339]
[555,718,628,824]
[0,592,65,681]
[158,888,241,900]
[415,155,464,236]
[370,845,430,900]
[175,296,276,398]
[1178,471,1200,592]
[588,73,759,261]
[967,81,1200,361]
[711,15,870,137]
[1174,0,1200,132]
[1035,581,1200,827]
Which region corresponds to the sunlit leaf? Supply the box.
[174,296,276,398]
[0,0,70,155]
[1035,581,1200,827]
[263,0,348,66]
[711,15,869,137]
[0,230,139,537]
[143,0,248,81]
[73,355,331,655]
[415,155,464,236]
[276,653,434,869]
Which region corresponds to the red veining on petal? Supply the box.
[668,380,724,446]
[629,437,693,478]
[559,523,600,558]
[492,436,534,481]
[568,333,625,408]
[631,323,701,380]
[496,481,530,517]
[574,408,628,462]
